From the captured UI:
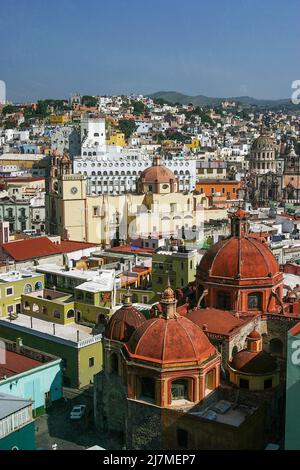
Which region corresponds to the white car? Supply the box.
[70,405,86,420]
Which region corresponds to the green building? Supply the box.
[152,247,197,293]
[36,264,117,323]
[0,313,102,389]
[0,393,35,450]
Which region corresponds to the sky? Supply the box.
[0,0,300,102]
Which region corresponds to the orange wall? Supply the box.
[196,181,240,199]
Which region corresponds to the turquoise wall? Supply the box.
[0,362,63,412]
[0,421,35,450]
[285,331,300,449]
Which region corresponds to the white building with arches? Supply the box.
[74,118,196,194]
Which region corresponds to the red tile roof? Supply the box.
[57,240,99,253]
[1,237,99,261]
[187,308,249,336]
[2,237,61,261]
[0,350,42,379]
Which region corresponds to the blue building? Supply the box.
[0,337,63,415]
[0,392,35,450]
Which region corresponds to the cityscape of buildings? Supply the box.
[0,90,300,451]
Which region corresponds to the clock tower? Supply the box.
[46,152,87,241]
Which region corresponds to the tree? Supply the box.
[82,95,98,107]
[118,119,136,139]
[154,133,165,143]
[4,120,16,129]
[132,100,146,115]
[2,105,18,115]
[35,101,49,117]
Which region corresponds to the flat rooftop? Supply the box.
[36,264,115,291]
[0,314,102,348]
[188,399,257,427]
[0,269,41,284]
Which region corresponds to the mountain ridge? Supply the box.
[147,90,295,108]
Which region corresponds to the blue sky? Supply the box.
[0,0,299,101]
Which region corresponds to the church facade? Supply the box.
[45,153,207,246]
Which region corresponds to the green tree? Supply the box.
[118,119,136,139]
[132,100,146,115]
[35,100,49,117]
[154,132,165,143]
[82,95,98,107]
[4,120,16,129]
[2,105,18,115]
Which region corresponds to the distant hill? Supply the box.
[148,91,296,109]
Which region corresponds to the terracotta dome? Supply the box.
[230,350,277,374]
[247,329,261,340]
[198,235,280,281]
[125,316,216,365]
[105,303,146,343]
[139,163,176,184]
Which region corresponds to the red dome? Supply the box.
[230,350,277,374]
[247,329,261,340]
[105,305,146,343]
[139,165,176,184]
[198,236,280,281]
[125,316,216,365]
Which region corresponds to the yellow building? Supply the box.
[185,138,200,150]
[49,115,70,125]
[45,154,208,246]
[106,132,126,147]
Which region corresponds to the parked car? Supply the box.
[70,404,86,420]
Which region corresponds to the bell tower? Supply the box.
[46,151,86,240]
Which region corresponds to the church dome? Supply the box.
[198,208,281,285]
[198,235,279,282]
[251,132,276,152]
[105,291,146,342]
[139,164,176,184]
[125,315,216,366]
[138,155,178,194]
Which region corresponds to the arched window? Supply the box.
[248,292,262,310]
[67,309,75,319]
[140,377,155,402]
[24,284,32,294]
[110,353,118,374]
[35,281,43,290]
[42,306,48,315]
[23,301,30,310]
[32,303,39,312]
[171,379,190,402]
